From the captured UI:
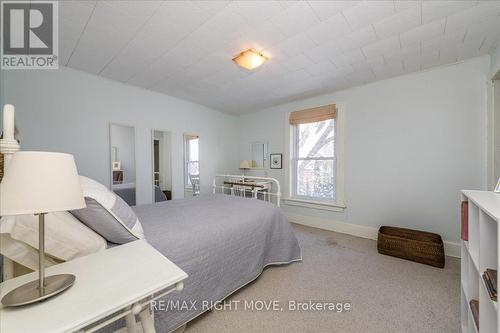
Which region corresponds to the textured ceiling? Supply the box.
[60,0,500,114]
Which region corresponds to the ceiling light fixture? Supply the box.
[232,49,268,70]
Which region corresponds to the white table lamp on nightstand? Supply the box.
[239,160,252,178]
[0,151,86,306]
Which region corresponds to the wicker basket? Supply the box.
[377,226,445,268]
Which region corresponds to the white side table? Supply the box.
[0,240,188,333]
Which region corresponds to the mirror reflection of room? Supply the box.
[251,142,267,169]
[109,123,136,206]
[184,134,200,197]
[152,130,172,202]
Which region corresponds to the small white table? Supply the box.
[0,240,188,333]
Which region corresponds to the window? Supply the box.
[288,104,344,209]
[292,119,335,201]
[184,135,199,187]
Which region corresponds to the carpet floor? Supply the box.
[184,223,461,333]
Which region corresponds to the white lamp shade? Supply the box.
[239,160,252,169]
[0,152,86,215]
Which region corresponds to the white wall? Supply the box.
[0,66,240,205]
[239,56,490,244]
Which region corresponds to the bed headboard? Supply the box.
[1,104,21,280]
[0,104,20,175]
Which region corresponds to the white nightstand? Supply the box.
[0,240,188,333]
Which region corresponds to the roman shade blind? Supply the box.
[289,104,337,125]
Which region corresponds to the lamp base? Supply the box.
[1,274,75,307]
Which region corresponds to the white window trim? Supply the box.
[284,103,345,211]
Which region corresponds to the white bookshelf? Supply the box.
[461,190,500,333]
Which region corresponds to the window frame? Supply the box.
[285,104,345,211]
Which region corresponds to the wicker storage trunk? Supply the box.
[377,226,445,268]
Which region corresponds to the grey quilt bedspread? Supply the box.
[132,194,301,332]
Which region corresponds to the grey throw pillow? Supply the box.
[70,176,144,244]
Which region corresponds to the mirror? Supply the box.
[251,142,267,169]
[184,134,200,197]
[109,123,136,206]
[152,130,172,202]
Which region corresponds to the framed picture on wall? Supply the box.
[270,153,282,169]
[112,161,121,171]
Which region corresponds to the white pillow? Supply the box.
[70,176,145,244]
[8,211,107,261]
[0,234,59,271]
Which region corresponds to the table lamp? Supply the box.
[239,160,251,178]
[0,151,86,306]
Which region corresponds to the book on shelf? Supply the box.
[469,299,479,330]
[461,201,468,241]
[482,269,497,301]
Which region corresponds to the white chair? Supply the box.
[189,174,200,196]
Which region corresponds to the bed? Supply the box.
[130,194,301,332]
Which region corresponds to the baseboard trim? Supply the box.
[443,241,461,258]
[285,212,461,258]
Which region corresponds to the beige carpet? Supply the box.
[184,224,460,333]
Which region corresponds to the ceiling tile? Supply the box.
[84,1,144,37]
[202,68,247,87]
[303,40,343,63]
[446,1,500,32]
[480,34,500,53]
[394,0,420,13]
[100,54,144,82]
[228,1,284,24]
[59,0,96,27]
[307,1,359,21]
[331,65,355,78]
[274,33,317,57]
[384,42,420,62]
[149,1,212,29]
[421,26,467,50]
[190,1,231,16]
[372,6,421,39]
[59,21,87,66]
[306,13,352,45]
[271,1,320,37]
[331,49,365,67]
[67,29,129,74]
[400,19,446,47]
[243,21,287,51]
[101,1,162,22]
[282,54,316,72]
[372,60,405,79]
[422,0,476,24]
[305,60,336,76]
[464,17,500,42]
[336,25,377,52]
[362,35,400,59]
[342,1,395,30]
